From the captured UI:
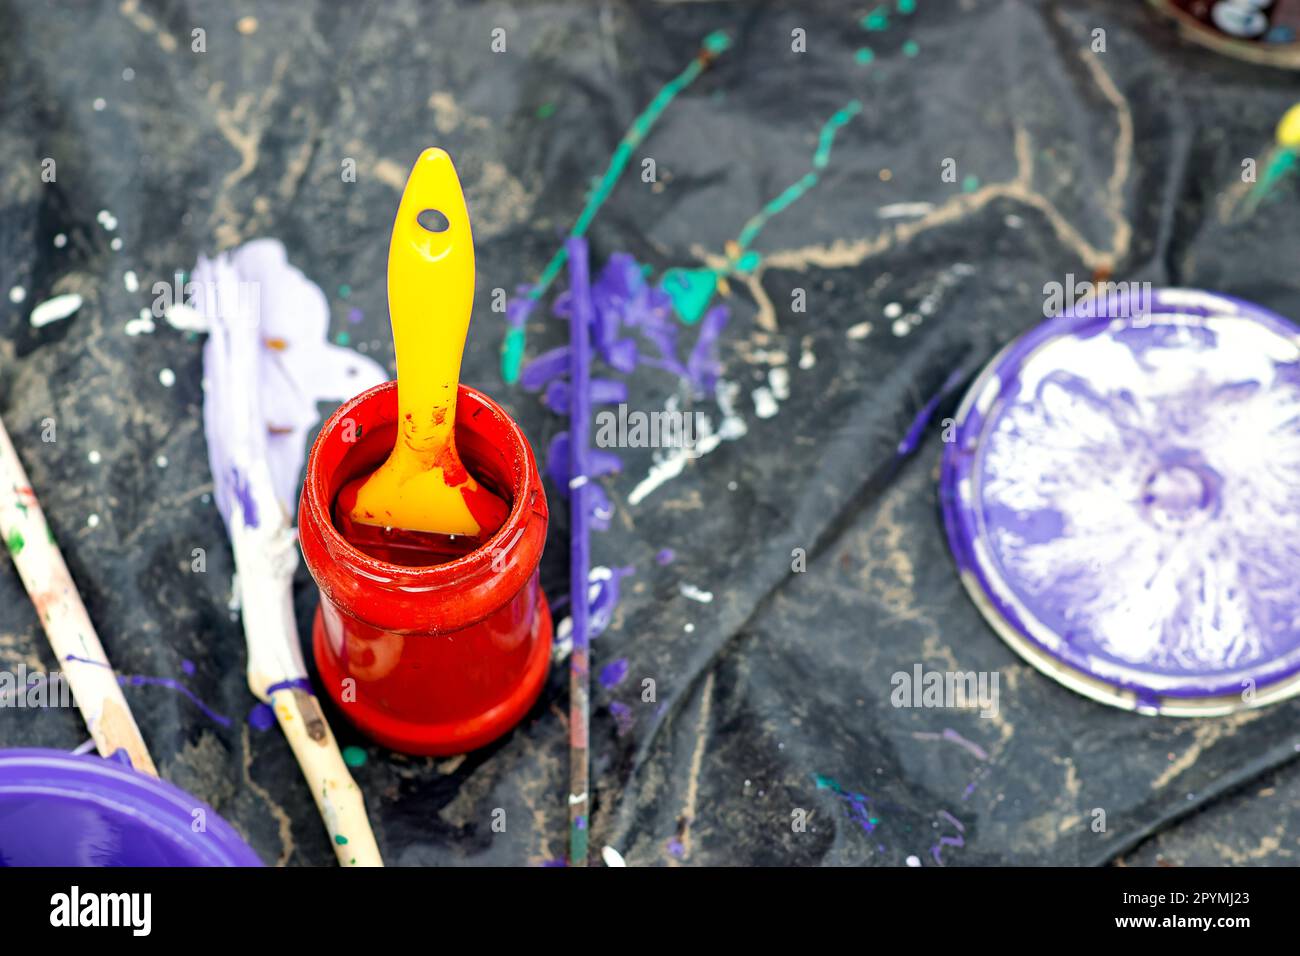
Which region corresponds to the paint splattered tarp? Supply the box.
[3,0,1300,866]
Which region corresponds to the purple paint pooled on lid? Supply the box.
[0,749,262,865]
[942,288,1300,715]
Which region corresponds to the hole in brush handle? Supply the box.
[416,208,450,232]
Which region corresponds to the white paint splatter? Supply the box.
[769,367,790,401]
[601,845,627,867]
[552,616,573,662]
[92,97,106,111]
[627,381,747,506]
[878,202,935,219]
[679,583,713,603]
[906,855,922,867]
[110,237,123,251]
[884,302,903,319]
[86,514,100,528]
[123,270,139,293]
[158,368,176,387]
[8,286,25,304]
[155,455,169,468]
[892,319,910,337]
[752,386,777,419]
[164,302,208,332]
[53,233,67,248]
[125,307,156,336]
[30,294,83,328]
[799,336,816,369]
[96,210,117,231]
[87,450,101,465]
[847,321,872,340]
[684,622,696,633]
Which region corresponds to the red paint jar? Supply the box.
[299,381,551,755]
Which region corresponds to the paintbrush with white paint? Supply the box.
[0,413,157,775]
[195,239,385,867]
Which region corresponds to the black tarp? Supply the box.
[2,0,1299,866]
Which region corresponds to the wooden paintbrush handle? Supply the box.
[0,415,156,776]
[271,687,384,867]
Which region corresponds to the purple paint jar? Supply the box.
[0,749,262,866]
[942,288,1300,715]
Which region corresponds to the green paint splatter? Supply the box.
[1245,147,1298,215]
[501,30,732,384]
[962,174,980,193]
[14,500,27,518]
[342,745,367,768]
[657,100,861,324]
[5,529,23,556]
[338,284,351,298]
[862,7,890,30]
[660,268,720,325]
[902,39,920,57]
[335,331,350,346]
[854,47,875,65]
[897,0,917,13]
[537,102,557,119]
[733,101,861,251]
[502,327,525,382]
[335,834,349,845]
[813,101,861,169]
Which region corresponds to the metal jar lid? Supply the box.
[941,288,1300,715]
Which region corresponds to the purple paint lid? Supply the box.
[941,288,1300,715]
[0,749,263,866]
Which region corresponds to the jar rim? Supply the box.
[300,380,539,588]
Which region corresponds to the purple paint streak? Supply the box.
[599,657,629,689]
[543,377,628,415]
[655,548,676,565]
[230,466,258,529]
[248,703,276,731]
[897,366,969,457]
[520,345,570,392]
[545,432,621,490]
[912,728,990,761]
[608,699,635,737]
[589,566,635,639]
[67,655,232,727]
[686,304,730,394]
[930,809,966,866]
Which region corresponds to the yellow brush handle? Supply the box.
[350,148,486,535]
[389,147,475,466]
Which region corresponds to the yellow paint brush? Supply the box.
[342,148,508,541]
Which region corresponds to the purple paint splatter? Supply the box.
[599,657,629,689]
[608,699,635,737]
[67,655,232,727]
[248,702,276,731]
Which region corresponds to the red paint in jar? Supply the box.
[299,381,551,755]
